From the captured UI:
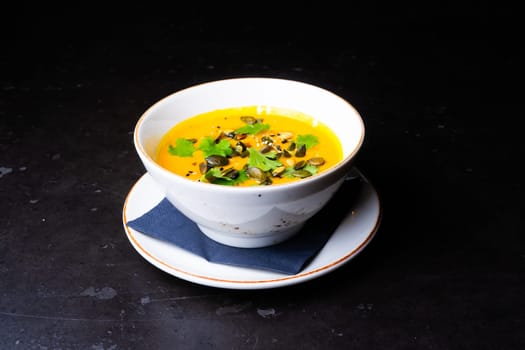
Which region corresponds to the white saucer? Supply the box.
[122,169,382,290]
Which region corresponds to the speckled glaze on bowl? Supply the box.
[134,78,365,248]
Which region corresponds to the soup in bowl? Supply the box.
[155,105,344,186]
[134,78,365,248]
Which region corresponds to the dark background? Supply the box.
[1,4,523,349]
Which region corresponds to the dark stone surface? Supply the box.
[1,5,522,350]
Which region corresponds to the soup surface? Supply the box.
[156,106,343,186]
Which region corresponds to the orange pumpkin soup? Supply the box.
[156,106,343,186]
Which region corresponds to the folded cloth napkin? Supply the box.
[126,176,363,275]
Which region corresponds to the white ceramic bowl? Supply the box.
[134,78,365,248]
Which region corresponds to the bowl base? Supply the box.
[197,224,304,248]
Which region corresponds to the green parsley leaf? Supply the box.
[202,168,230,184]
[198,137,233,157]
[296,134,319,149]
[231,168,249,185]
[283,164,318,178]
[303,163,319,175]
[247,148,282,171]
[263,150,279,160]
[282,166,296,178]
[168,138,196,157]
[235,123,270,135]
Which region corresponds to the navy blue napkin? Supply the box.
[126,176,362,275]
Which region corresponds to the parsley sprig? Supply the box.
[198,137,233,157]
[247,148,282,171]
[235,123,270,135]
[168,138,196,157]
[296,134,319,149]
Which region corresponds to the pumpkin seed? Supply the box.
[205,155,229,167]
[234,141,246,153]
[240,116,257,124]
[308,157,325,166]
[223,130,236,138]
[260,145,272,154]
[291,169,312,178]
[246,166,267,183]
[295,144,307,157]
[271,166,286,177]
[222,168,239,179]
[294,160,306,170]
[199,162,208,174]
[278,131,294,140]
[261,136,274,145]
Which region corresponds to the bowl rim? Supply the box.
[134,77,365,194]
